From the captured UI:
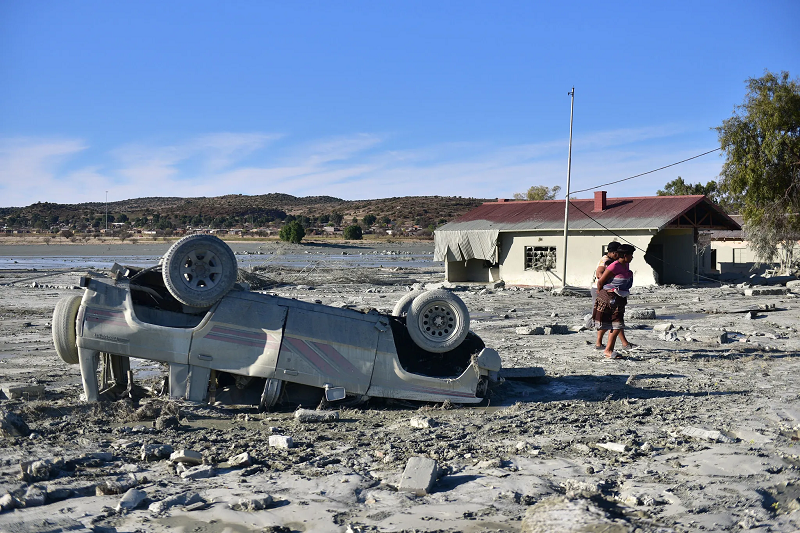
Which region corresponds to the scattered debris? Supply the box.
[294,408,340,423]
[398,456,438,496]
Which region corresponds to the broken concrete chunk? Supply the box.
[21,486,46,507]
[231,495,273,511]
[46,488,73,502]
[595,442,629,453]
[228,452,252,467]
[653,323,674,332]
[409,416,438,429]
[680,427,735,443]
[521,495,631,532]
[116,488,147,512]
[0,493,20,511]
[1,383,45,400]
[170,449,202,465]
[786,279,800,289]
[516,326,544,335]
[141,443,173,461]
[398,456,438,496]
[180,464,214,480]
[96,474,138,496]
[269,435,294,449]
[627,308,656,319]
[659,330,680,342]
[294,408,340,423]
[20,459,54,481]
[718,332,730,344]
[0,409,30,437]
[744,287,789,296]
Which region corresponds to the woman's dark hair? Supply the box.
[617,244,635,255]
[607,241,620,252]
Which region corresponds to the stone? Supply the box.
[595,442,629,453]
[141,443,173,461]
[744,287,789,296]
[0,493,20,511]
[0,409,30,437]
[0,383,45,400]
[680,427,735,443]
[294,408,340,423]
[21,486,46,507]
[170,449,202,465]
[180,464,214,480]
[96,474,138,496]
[653,322,674,332]
[786,279,800,289]
[398,456,438,496]
[521,496,631,533]
[660,330,679,342]
[148,492,203,515]
[155,415,179,430]
[20,459,54,481]
[627,308,656,320]
[47,488,73,502]
[228,452,252,467]
[231,495,274,511]
[269,435,294,449]
[718,332,730,344]
[516,326,544,335]
[117,488,147,512]
[409,416,438,429]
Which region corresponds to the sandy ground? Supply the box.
[1,242,800,532]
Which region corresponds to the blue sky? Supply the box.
[1,1,798,207]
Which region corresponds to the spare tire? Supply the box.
[406,289,470,353]
[162,234,237,308]
[391,290,424,317]
[53,294,82,365]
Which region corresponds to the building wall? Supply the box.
[644,229,695,285]
[445,258,495,282]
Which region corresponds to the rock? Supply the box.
[116,488,147,512]
[170,449,202,465]
[0,493,20,511]
[141,443,173,461]
[228,452,252,467]
[294,408,340,423]
[409,416,438,429]
[786,279,800,289]
[398,456,438,496]
[180,464,215,480]
[718,332,730,344]
[148,492,203,515]
[544,324,569,335]
[231,495,274,511]
[269,435,294,449]
[155,415,180,430]
[96,474,138,496]
[516,326,545,335]
[0,383,45,400]
[0,409,30,437]
[744,287,789,296]
[595,442,629,453]
[627,308,656,319]
[20,459,54,481]
[680,427,735,443]
[659,330,680,342]
[521,496,631,533]
[46,488,73,502]
[21,485,46,507]
[653,322,674,332]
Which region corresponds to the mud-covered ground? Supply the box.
[1,242,800,532]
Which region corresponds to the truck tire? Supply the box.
[162,234,237,308]
[406,289,470,353]
[53,294,82,365]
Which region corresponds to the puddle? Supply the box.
[658,313,708,321]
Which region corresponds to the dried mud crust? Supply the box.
[1,267,800,532]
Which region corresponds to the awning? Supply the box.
[434,229,499,262]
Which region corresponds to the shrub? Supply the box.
[343,225,362,240]
[279,220,305,244]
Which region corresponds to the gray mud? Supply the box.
[1,245,800,532]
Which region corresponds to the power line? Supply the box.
[569,148,722,196]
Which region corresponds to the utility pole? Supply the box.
[105,191,108,231]
[561,87,575,287]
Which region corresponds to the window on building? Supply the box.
[524,246,556,271]
[733,248,745,263]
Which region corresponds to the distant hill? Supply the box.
[0,193,491,233]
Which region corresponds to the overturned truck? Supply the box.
[52,235,501,409]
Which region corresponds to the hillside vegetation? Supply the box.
[0,193,490,236]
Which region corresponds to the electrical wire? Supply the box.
[569,148,722,196]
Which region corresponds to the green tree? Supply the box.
[513,185,562,200]
[343,225,362,240]
[362,214,377,226]
[657,177,719,201]
[716,71,800,270]
[330,212,344,226]
[279,220,306,244]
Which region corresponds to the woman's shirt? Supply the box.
[602,260,633,297]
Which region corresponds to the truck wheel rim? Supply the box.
[417,302,458,341]
[179,249,224,291]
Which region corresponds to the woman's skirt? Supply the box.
[592,289,627,330]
